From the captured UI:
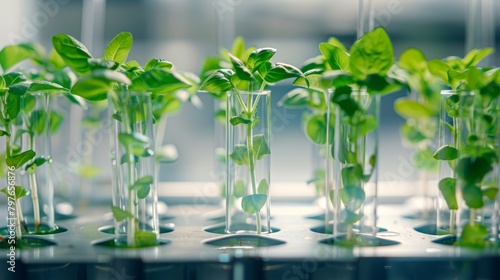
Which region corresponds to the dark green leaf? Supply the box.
[341,164,363,188]
[52,34,93,76]
[6,149,36,169]
[28,81,69,94]
[230,116,252,126]
[8,83,29,96]
[433,145,458,160]
[462,184,484,208]
[438,177,458,210]
[111,205,134,222]
[455,156,492,184]
[483,188,498,201]
[241,194,267,214]
[262,62,304,84]
[6,94,21,120]
[3,72,27,87]
[131,69,191,95]
[332,86,361,117]
[229,145,249,166]
[0,130,9,137]
[228,53,253,81]
[258,179,268,194]
[349,27,393,79]
[104,32,133,65]
[253,134,271,160]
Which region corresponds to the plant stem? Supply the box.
[28,135,40,232]
[449,209,456,234]
[15,199,23,239]
[470,208,476,227]
[346,224,353,241]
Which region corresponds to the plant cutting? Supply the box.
[52,31,193,247]
[429,48,499,248]
[200,44,305,234]
[309,27,403,245]
[393,48,443,220]
[0,43,71,247]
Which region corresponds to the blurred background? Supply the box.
[0,0,499,191]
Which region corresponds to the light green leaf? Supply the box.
[262,62,304,84]
[340,187,365,212]
[111,205,134,222]
[200,69,234,96]
[0,186,29,199]
[438,177,458,210]
[130,175,153,199]
[457,223,488,248]
[483,188,498,200]
[247,48,276,72]
[394,98,434,119]
[258,179,268,195]
[463,48,494,67]
[349,27,393,79]
[319,43,350,72]
[228,53,253,81]
[6,149,36,169]
[398,48,427,73]
[428,59,451,85]
[344,209,363,224]
[253,134,270,160]
[241,194,267,214]
[52,34,93,76]
[0,44,33,72]
[229,145,249,166]
[234,180,246,198]
[77,165,101,178]
[71,70,131,101]
[144,58,173,71]
[104,32,133,65]
[28,81,69,94]
[131,69,191,95]
[305,114,331,144]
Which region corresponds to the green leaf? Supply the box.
[135,230,158,247]
[341,164,363,188]
[52,34,93,76]
[262,62,304,84]
[156,144,178,163]
[438,177,458,210]
[247,48,276,71]
[48,48,67,70]
[25,157,49,174]
[433,145,458,160]
[483,188,498,200]
[332,86,360,117]
[278,88,310,107]
[253,134,271,160]
[63,93,88,109]
[230,116,252,126]
[0,130,9,137]
[118,132,152,157]
[457,223,489,248]
[71,70,131,101]
[28,81,69,94]
[349,27,393,79]
[6,94,21,120]
[344,209,363,224]
[305,113,332,145]
[462,184,484,208]
[8,83,29,96]
[398,48,427,73]
[30,109,48,135]
[6,150,36,169]
[319,43,350,72]
[428,60,451,85]
[241,194,267,214]
[234,180,246,198]
[229,145,249,166]
[144,58,173,71]
[455,156,492,184]
[130,175,153,199]
[104,32,133,65]
[394,98,434,119]
[0,186,29,199]
[111,206,134,222]
[131,69,191,95]
[228,53,253,81]
[340,187,365,212]
[0,44,33,72]
[200,69,234,96]
[463,48,494,67]
[3,72,27,87]
[401,123,427,144]
[358,115,377,137]
[258,179,268,195]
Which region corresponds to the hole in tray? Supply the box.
[319,234,400,247]
[402,210,437,220]
[203,223,280,234]
[0,224,68,236]
[413,224,451,236]
[0,236,57,249]
[92,237,170,249]
[310,224,387,234]
[203,235,286,248]
[98,224,174,234]
[305,213,325,220]
[431,235,456,246]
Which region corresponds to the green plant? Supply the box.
[309,27,403,243]
[429,49,499,248]
[0,43,71,239]
[52,32,194,246]
[200,44,305,233]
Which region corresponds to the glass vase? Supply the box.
[14,92,57,234]
[437,90,499,247]
[328,88,379,245]
[226,90,271,234]
[108,91,159,247]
